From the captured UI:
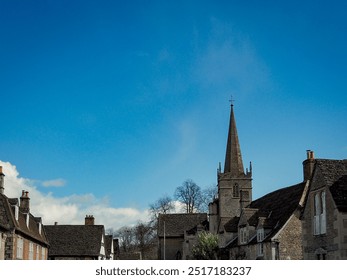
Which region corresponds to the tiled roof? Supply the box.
[158,213,208,237]
[0,193,48,245]
[224,216,240,233]
[45,225,105,257]
[0,194,14,230]
[248,182,305,232]
[330,175,347,212]
[315,159,347,187]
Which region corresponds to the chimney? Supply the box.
[85,215,95,225]
[303,150,315,181]
[20,190,30,214]
[0,166,4,194]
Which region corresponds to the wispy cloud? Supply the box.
[0,161,149,229]
[193,18,271,97]
[41,178,66,187]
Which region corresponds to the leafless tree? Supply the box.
[116,226,135,252]
[133,221,157,259]
[201,184,218,212]
[174,179,203,213]
[149,194,174,223]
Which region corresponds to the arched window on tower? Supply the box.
[233,183,240,197]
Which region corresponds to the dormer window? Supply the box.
[257,228,264,242]
[26,214,30,228]
[257,228,265,257]
[240,227,248,244]
[313,191,326,235]
[14,205,19,221]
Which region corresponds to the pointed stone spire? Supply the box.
[224,103,244,175]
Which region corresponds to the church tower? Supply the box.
[210,102,252,233]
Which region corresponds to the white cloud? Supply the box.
[0,161,150,230]
[41,178,66,187]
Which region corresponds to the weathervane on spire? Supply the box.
[229,95,235,106]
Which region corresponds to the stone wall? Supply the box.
[277,211,303,260]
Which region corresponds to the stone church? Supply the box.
[209,103,347,260]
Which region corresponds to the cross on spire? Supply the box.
[229,95,235,106]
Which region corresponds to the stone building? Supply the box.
[301,153,347,259]
[209,103,252,235]
[0,166,49,260]
[157,213,208,260]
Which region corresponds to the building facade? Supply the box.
[0,166,49,260]
[301,155,347,259]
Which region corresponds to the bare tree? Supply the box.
[201,184,218,212]
[174,179,203,213]
[133,221,157,259]
[149,195,174,223]
[116,226,135,252]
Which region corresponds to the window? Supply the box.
[240,227,248,244]
[233,183,240,197]
[41,247,45,260]
[29,242,33,260]
[16,237,24,259]
[257,243,264,256]
[257,228,264,242]
[257,228,265,257]
[313,191,326,235]
[36,245,40,260]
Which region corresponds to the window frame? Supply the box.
[313,191,326,235]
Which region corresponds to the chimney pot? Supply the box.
[85,215,95,225]
[303,150,315,181]
[20,190,30,214]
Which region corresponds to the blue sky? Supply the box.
[1,1,346,229]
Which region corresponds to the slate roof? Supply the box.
[224,216,240,233]
[314,159,347,212]
[315,159,347,187]
[157,213,208,238]
[0,194,14,231]
[0,193,48,245]
[223,183,306,240]
[45,225,105,257]
[248,182,305,236]
[330,175,347,212]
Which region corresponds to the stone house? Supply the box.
[157,213,208,260]
[0,166,49,260]
[301,153,347,259]
[45,215,117,260]
[221,181,308,260]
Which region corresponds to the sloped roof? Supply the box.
[158,213,208,237]
[330,175,347,212]
[224,216,240,233]
[0,194,14,230]
[315,159,347,187]
[0,193,48,245]
[45,225,104,257]
[248,182,305,230]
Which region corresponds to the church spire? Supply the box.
[224,103,244,175]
